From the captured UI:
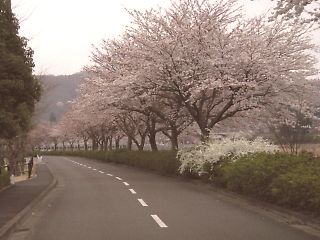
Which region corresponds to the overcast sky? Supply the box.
[11,0,319,76]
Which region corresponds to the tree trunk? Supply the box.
[149,132,158,152]
[127,137,132,150]
[168,125,179,150]
[8,141,15,175]
[104,138,109,151]
[108,137,113,150]
[134,135,146,151]
[115,138,120,149]
[84,140,88,151]
[148,117,158,152]
[140,135,146,150]
[170,135,179,151]
[200,128,210,142]
[92,138,98,151]
[100,139,104,151]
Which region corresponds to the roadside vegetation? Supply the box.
[0,1,41,177]
[0,169,10,190]
[217,152,320,215]
[178,138,320,216]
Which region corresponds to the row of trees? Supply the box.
[30,0,319,152]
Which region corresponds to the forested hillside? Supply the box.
[34,72,84,123]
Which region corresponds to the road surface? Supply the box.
[9,156,319,240]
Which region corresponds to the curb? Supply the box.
[0,165,57,240]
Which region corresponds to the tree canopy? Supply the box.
[28,0,319,152]
[0,1,41,139]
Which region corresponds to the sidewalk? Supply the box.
[13,164,37,183]
[0,163,54,238]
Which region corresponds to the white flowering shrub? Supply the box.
[177,138,278,176]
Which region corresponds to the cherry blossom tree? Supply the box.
[27,122,52,150]
[94,0,316,141]
[65,0,318,150]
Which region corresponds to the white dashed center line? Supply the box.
[151,215,168,228]
[129,189,137,194]
[67,158,166,228]
[138,199,148,207]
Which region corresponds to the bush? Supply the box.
[270,162,320,212]
[0,170,10,190]
[177,138,278,178]
[44,150,179,176]
[217,152,320,215]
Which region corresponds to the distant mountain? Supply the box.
[33,72,85,123]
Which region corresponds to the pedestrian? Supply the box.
[28,156,34,178]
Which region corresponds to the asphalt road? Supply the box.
[10,156,319,240]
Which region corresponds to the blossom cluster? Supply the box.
[177,138,278,175]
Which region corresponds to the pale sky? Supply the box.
[11,0,319,75]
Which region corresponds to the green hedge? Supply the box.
[0,170,10,190]
[216,152,320,215]
[45,150,179,176]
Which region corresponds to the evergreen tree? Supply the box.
[0,0,41,139]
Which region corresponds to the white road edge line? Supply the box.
[138,199,148,207]
[151,215,168,228]
[129,189,137,194]
[123,182,130,186]
[88,167,92,169]
[107,174,113,176]
[99,171,104,174]
[93,168,97,171]
[116,177,123,180]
